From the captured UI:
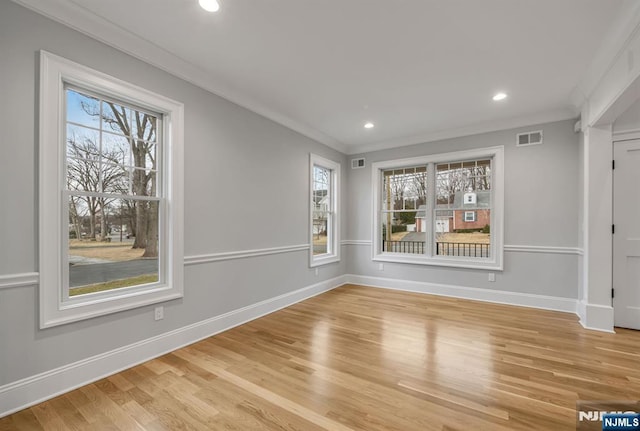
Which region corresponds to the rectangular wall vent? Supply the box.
[516,130,543,147]
[351,158,365,169]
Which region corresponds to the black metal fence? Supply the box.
[382,240,425,254]
[436,241,490,257]
[382,240,490,258]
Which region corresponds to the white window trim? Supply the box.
[309,154,341,267]
[39,51,184,328]
[464,211,476,222]
[371,146,504,271]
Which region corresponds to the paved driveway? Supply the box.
[69,259,158,287]
[402,232,425,241]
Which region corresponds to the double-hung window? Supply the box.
[309,154,340,266]
[372,146,504,270]
[39,51,184,328]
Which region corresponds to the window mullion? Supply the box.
[426,162,435,257]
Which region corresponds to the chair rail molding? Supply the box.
[0,272,39,290]
[184,244,310,266]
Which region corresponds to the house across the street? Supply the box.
[415,190,490,232]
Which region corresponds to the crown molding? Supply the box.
[11,0,348,154]
[345,108,576,155]
[13,0,623,156]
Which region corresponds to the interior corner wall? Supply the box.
[577,131,585,315]
[0,1,347,389]
[579,125,614,331]
[345,119,581,301]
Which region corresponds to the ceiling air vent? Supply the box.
[516,130,543,147]
[351,158,365,169]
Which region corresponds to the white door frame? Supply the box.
[612,137,640,330]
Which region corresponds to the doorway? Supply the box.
[613,139,640,330]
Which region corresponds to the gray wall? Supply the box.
[346,119,580,298]
[0,2,346,386]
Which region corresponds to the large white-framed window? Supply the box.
[309,154,340,267]
[39,51,184,328]
[371,146,504,270]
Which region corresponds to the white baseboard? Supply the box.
[345,274,578,314]
[577,299,587,324]
[0,275,347,418]
[578,301,615,333]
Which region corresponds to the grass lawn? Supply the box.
[439,232,490,243]
[313,235,328,245]
[390,231,490,243]
[69,274,159,296]
[69,239,132,248]
[69,243,144,262]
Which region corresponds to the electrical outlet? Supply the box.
[488,273,495,282]
[378,263,384,271]
[315,267,319,276]
[154,306,164,321]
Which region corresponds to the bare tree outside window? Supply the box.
[381,166,426,253]
[65,88,161,296]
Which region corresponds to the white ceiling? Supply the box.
[16,0,633,153]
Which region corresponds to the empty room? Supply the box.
[1,0,640,430]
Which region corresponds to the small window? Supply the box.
[310,155,340,266]
[39,51,184,328]
[464,211,476,222]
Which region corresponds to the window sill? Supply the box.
[310,254,340,268]
[373,252,503,271]
[42,284,182,328]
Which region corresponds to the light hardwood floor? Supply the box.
[1,284,639,430]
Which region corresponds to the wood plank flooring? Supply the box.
[1,284,639,430]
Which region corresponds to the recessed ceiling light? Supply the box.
[364,122,375,129]
[492,92,507,101]
[199,0,220,12]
